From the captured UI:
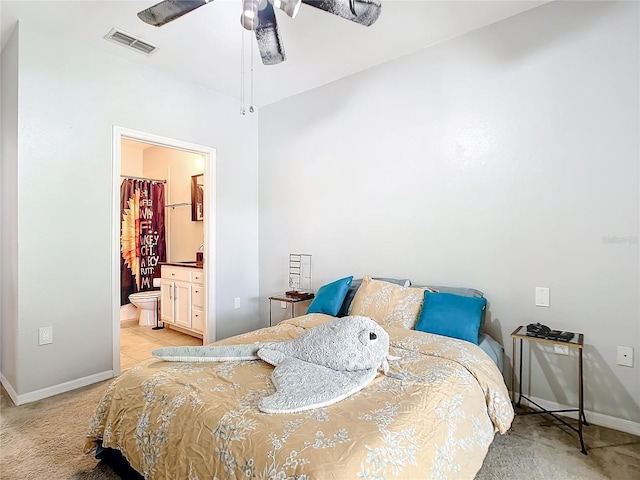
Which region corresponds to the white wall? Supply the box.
[0,26,19,393]
[1,21,260,401]
[259,1,639,425]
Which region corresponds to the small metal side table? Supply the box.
[268,294,313,326]
[511,326,588,455]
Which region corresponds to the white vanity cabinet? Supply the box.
[160,265,205,338]
[191,273,205,334]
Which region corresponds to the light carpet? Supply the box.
[1,380,638,479]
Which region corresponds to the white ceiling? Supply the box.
[1,0,547,107]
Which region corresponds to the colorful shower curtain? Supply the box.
[120,179,166,305]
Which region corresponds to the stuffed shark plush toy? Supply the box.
[152,316,400,414]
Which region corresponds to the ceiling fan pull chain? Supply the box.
[240,26,246,115]
[250,26,255,114]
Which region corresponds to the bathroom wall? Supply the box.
[120,142,205,264]
[120,140,144,178]
[143,146,205,263]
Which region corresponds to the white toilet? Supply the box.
[129,290,161,326]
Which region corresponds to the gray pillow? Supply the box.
[421,286,484,298]
[337,277,411,317]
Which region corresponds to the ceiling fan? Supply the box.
[137,0,382,65]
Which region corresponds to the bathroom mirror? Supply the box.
[191,174,204,222]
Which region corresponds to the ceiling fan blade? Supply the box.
[301,0,381,27]
[254,2,286,65]
[137,0,212,27]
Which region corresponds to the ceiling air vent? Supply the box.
[105,28,158,56]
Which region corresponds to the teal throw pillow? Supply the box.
[414,292,486,344]
[307,276,354,316]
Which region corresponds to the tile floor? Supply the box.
[120,319,202,371]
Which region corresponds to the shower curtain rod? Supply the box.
[120,175,167,183]
[120,175,186,209]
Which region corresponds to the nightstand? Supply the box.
[268,294,314,326]
[511,325,588,454]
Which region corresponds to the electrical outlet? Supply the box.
[280,301,287,309]
[617,346,634,367]
[234,297,241,309]
[38,326,53,345]
[554,344,569,355]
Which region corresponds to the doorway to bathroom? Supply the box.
[112,126,216,375]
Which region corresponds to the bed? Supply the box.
[85,276,514,479]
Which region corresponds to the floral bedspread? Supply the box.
[85,314,514,479]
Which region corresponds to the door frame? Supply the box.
[111,126,216,375]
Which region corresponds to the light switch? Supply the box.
[535,287,550,307]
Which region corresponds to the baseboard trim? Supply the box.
[518,394,640,436]
[1,370,114,406]
[0,373,19,405]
